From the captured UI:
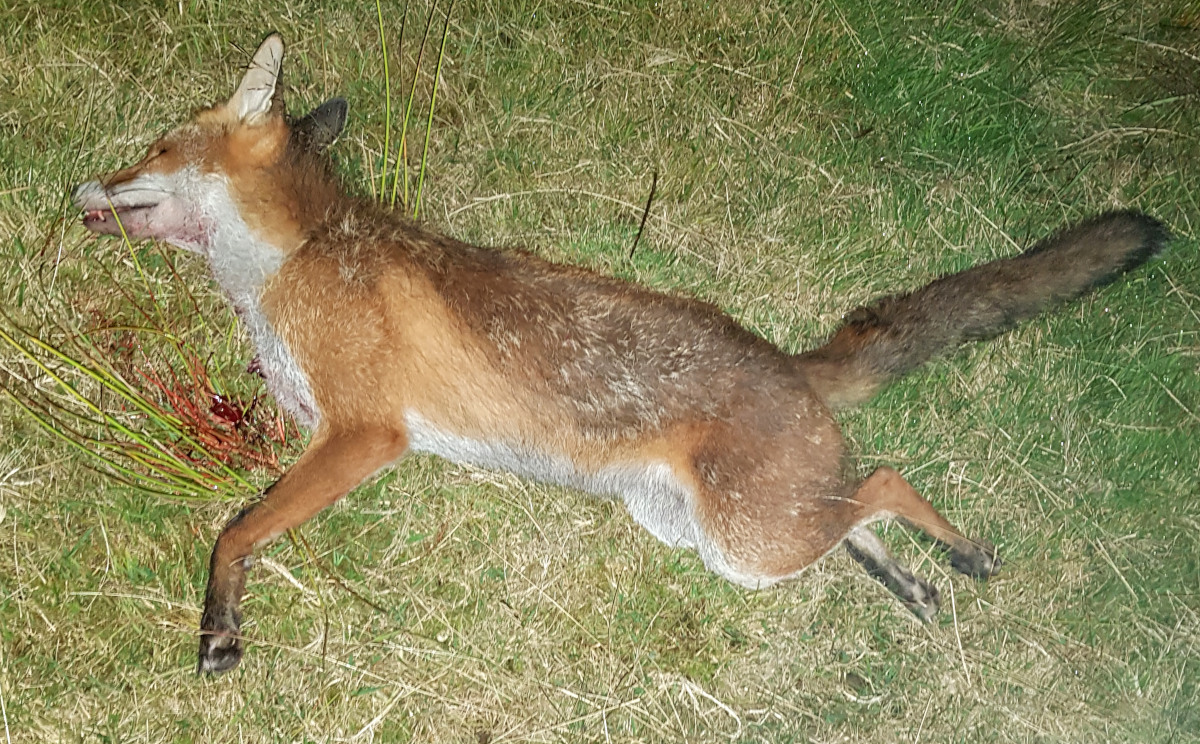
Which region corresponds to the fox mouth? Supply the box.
[82,204,158,232]
[72,178,174,238]
[72,177,209,253]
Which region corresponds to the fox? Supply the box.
[72,34,1170,675]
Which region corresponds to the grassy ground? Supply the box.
[2,0,1198,741]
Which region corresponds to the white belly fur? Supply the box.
[403,410,767,587]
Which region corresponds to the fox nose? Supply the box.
[71,180,105,210]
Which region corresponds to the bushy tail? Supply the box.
[797,210,1170,409]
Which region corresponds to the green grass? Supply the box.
[2,0,1198,741]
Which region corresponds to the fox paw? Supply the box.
[905,575,941,622]
[197,605,244,674]
[950,539,1001,579]
[197,630,243,674]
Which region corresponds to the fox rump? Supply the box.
[72,34,1169,675]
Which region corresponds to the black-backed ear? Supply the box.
[292,97,349,152]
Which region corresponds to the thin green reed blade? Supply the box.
[376,0,394,201]
[413,0,454,220]
[391,0,437,210]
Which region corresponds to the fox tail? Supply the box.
[796,210,1170,409]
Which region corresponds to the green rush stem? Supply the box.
[2,389,216,501]
[384,1,410,209]
[413,0,455,220]
[376,0,393,200]
[391,0,436,210]
[1,324,253,490]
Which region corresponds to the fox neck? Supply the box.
[203,182,287,311]
[202,177,323,428]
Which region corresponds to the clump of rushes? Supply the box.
[1,221,291,503]
[2,7,454,502]
[375,0,454,217]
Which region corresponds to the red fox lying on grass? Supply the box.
[73,34,1169,674]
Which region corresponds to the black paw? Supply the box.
[905,575,941,622]
[197,604,244,674]
[197,629,243,674]
[950,539,1001,579]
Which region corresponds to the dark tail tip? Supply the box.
[1043,209,1172,284]
[1113,210,1171,271]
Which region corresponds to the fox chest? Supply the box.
[239,305,320,429]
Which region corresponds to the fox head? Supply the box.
[72,35,345,274]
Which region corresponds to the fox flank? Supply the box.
[73,34,1170,675]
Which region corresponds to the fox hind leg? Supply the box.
[843,466,1000,618]
[844,525,941,621]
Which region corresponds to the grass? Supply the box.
[1,0,1198,741]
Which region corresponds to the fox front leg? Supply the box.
[197,426,408,674]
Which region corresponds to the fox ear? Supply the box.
[228,33,284,125]
[292,97,348,152]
